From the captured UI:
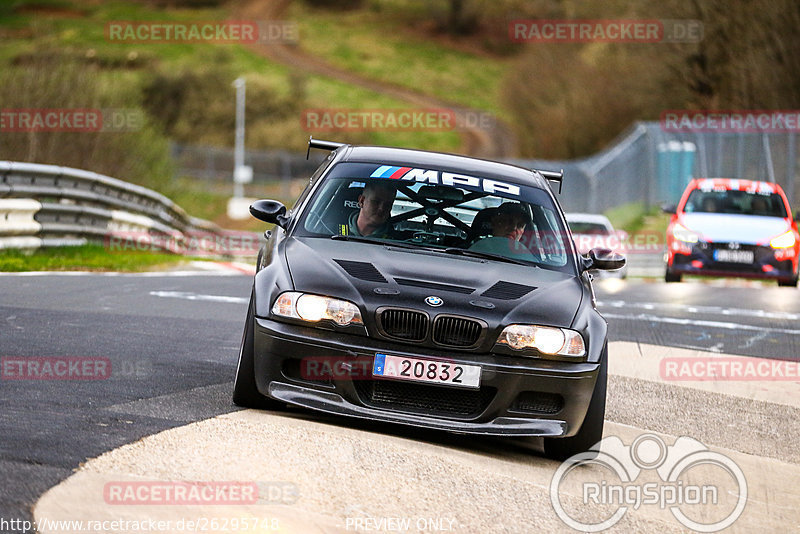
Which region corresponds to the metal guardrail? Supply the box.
[0,161,242,254]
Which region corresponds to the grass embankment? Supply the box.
[0,0,467,155]
[289,1,511,118]
[165,178,305,232]
[0,244,197,272]
[0,0,522,271]
[2,0,502,246]
[605,202,670,237]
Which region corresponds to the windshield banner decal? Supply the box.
[370,165,521,197]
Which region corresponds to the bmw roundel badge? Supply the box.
[425,296,443,307]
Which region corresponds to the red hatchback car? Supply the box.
[664,178,800,285]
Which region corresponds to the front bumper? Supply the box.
[253,317,600,437]
[668,241,797,280]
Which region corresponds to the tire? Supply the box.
[543,349,607,461]
[665,268,682,283]
[232,289,285,410]
[778,274,799,287]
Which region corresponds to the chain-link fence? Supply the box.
[512,122,799,213]
[172,122,800,214]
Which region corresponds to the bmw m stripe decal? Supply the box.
[370,165,393,177]
[371,166,411,179]
[389,166,412,179]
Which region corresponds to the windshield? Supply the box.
[295,162,575,273]
[684,188,787,217]
[568,222,611,235]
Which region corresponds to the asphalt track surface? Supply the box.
[1,273,799,531]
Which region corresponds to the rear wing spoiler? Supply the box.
[306,136,566,194]
[307,136,346,159]
[535,168,564,193]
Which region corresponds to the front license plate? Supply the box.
[372,353,481,389]
[713,249,754,263]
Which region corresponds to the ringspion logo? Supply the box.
[551,433,747,532]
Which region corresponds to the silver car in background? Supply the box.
[566,213,628,279]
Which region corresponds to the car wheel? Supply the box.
[543,347,607,461]
[232,288,285,410]
[778,274,799,287]
[665,269,682,283]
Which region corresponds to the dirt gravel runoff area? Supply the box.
[34,342,800,533]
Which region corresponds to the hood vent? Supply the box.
[481,281,536,300]
[394,278,474,294]
[333,259,387,283]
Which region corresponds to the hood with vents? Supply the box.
[284,236,584,329]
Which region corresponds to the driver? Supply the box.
[701,196,718,212]
[342,181,397,238]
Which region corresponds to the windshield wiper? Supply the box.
[330,234,386,245]
[331,234,532,265]
[330,235,528,264]
[330,235,421,250]
[441,247,528,265]
[331,234,457,254]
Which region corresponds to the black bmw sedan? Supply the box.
[233,139,624,460]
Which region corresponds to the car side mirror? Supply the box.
[581,248,626,271]
[661,203,677,214]
[250,199,289,229]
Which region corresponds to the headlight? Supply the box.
[770,230,796,249]
[272,292,363,326]
[497,324,586,357]
[672,223,699,243]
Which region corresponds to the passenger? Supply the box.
[469,202,534,257]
